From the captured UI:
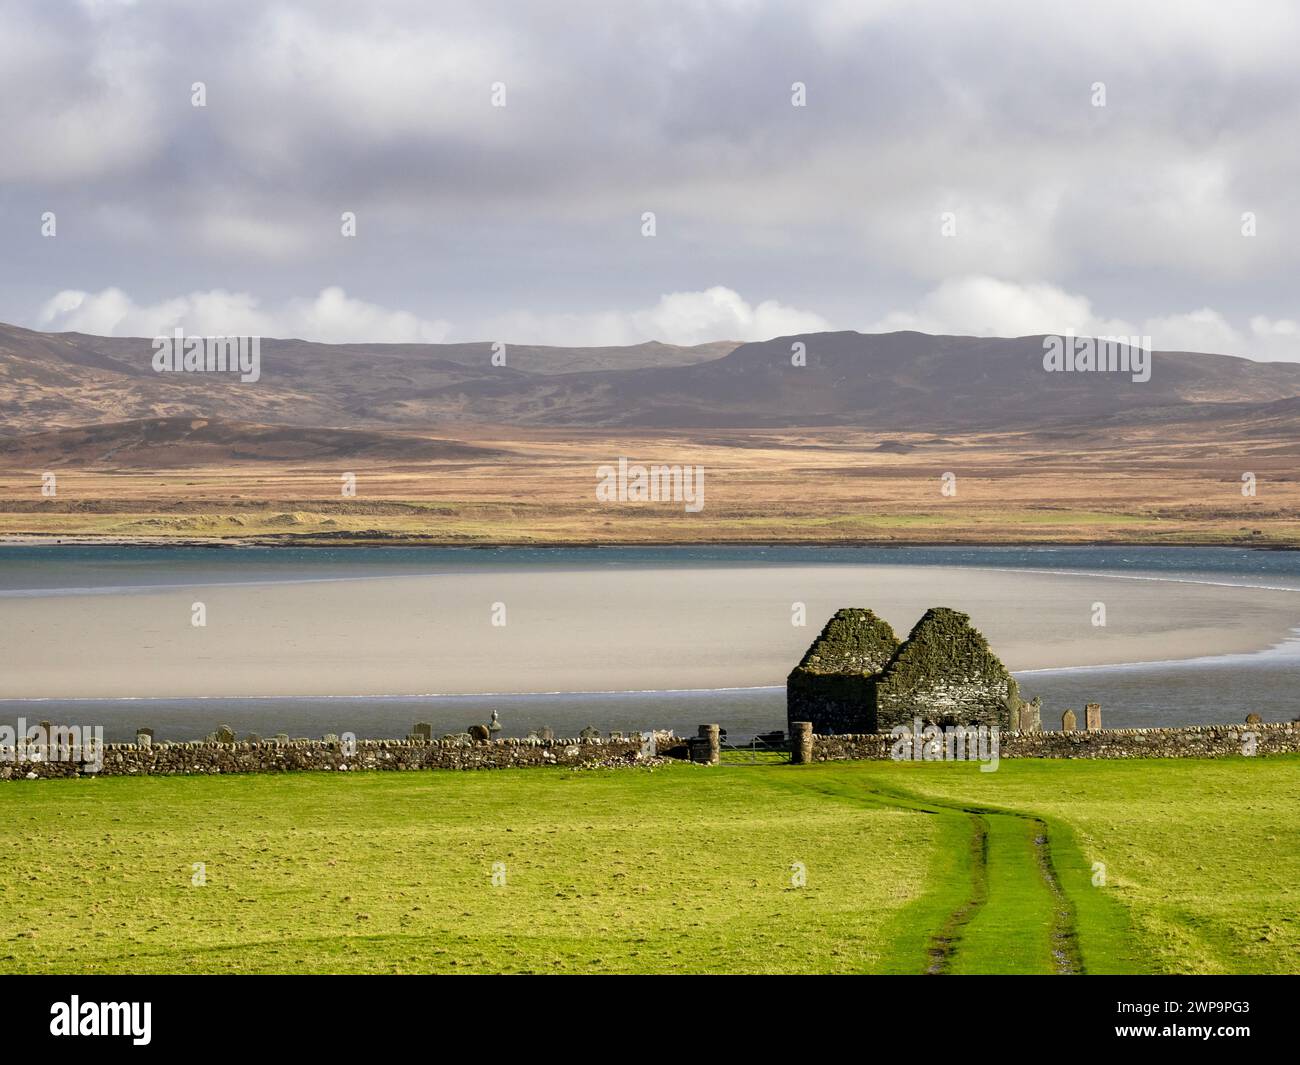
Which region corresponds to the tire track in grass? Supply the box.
[772,770,1082,974]
[924,812,988,974]
[883,790,1081,975]
[756,771,992,973]
[1029,816,1082,975]
[772,763,1153,972]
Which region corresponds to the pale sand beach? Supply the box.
[2,563,1298,699]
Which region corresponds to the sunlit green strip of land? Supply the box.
[1,757,1295,974]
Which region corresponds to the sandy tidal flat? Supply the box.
[2,564,1298,699]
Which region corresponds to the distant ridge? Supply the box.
[0,416,504,468]
[2,321,1298,436]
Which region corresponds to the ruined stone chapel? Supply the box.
[787,607,1039,735]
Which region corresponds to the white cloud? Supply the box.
[631,287,831,345]
[1142,308,1240,356]
[474,287,832,346]
[870,277,1118,338]
[32,279,1300,362]
[33,284,826,348]
[36,286,451,343]
[870,276,1300,362]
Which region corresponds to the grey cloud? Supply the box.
[1,0,1296,353]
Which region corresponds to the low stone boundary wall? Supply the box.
[6,721,1298,780]
[812,721,1300,761]
[1,735,649,780]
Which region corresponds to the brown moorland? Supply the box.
[1,421,1295,546]
[2,325,1297,545]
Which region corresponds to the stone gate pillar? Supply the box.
[700,724,720,765]
[689,725,721,765]
[791,721,814,765]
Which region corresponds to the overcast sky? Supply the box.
[4,0,1298,357]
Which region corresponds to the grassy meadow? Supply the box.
[1,756,1296,974]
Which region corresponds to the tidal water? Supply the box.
[2,544,1298,743]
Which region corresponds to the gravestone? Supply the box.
[579,726,600,741]
[1061,709,1077,732]
[468,724,491,742]
[215,725,236,744]
[1085,703,1102,731]
[1017,698,1042,733]
[538,726,555,742]
[1245,713,1262,725]
[322,733,339,745]
[135,728,154,748]
[412,722,432,743]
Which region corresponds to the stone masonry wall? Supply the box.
[871,608,1016,732]
[811,721,1300,761]
[6,723,1297,780]
[0,735,648,780]
[787,673,879,736]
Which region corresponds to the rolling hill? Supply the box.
[0,416,504,468]
[2,323,1299,442]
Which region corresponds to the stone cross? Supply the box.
[1061,709,1077,732]
[1085,703,1102,731]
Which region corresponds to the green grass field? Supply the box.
[2,756,1296,974]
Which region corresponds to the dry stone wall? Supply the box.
[6,722,1296,781]
[1,735,649,780]
[811,721,1300,761]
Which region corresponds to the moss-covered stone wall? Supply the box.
[786,608,899,734]
[870,607,1016,731]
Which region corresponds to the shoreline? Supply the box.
[3,533,1298,552]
